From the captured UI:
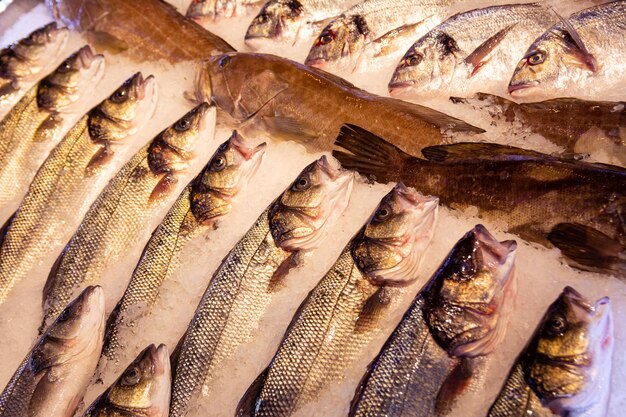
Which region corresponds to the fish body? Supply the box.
[201,52,483,155]
[237,184,439,417]
[0,286,105,417]
[389,4,555,98]
[349,225,517,416]
[40,103,215,332]
[0,22,69,118]
[0,45,105,225]
[333,124,626,275]
[187,0,263,21]
[488,287,613,417]
[100,131,266,380]
[84,344,171,417]
[508,1,626,100]
[0,73,157,305]
[169,156,354,416]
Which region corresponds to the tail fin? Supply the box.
[332,124,413,184]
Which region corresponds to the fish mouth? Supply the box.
[508,81,538,95]
[388,80,415,97]
[151,343,170,375]
[230,131,267,161]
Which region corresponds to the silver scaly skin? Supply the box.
[187,0,264,21]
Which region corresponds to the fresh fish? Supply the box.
[83,344,171,417]
[40,103,216,332]
[245,0,359,48]
[237,183,439,417]
[187,0,263,21]
[508,1,626,100]
[100,131,265,376]
[199,52,484,155]
[332,124,626,275]
[169,156,354,416]
[304,0,454,72]
[46,0,235,62]
[0,72,157,305]
[0,286,105,417]
[349,225,517,416]
[451,93,626,166]
[488,286,613,417]
[389,4,555,99]
[0,45,105,225]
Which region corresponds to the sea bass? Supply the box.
[83,344,171,417]
[187,0,263,21]
[0,45,105,225]
[0,72,157,305]
[0,22,69,117]
[389,4,555,99]
[508,1,626,100]
[237,183,439,417]
[40,103,216,332]
[199,52,484,155]
[0,286,105,417]
[169,156,354,416]
[349,225,517,416]
[488,286,613,417]
[333,124,626,275]
[100,131,265,380]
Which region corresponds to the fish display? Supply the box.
[0,286,105,417]
[237,183,439,417]
[508,1,626,100]
[389,4,554,99]
[488,286,613,417]
[349,225,517,416]
[40,103,216,332]
[199,52,483,155]
[0,45,105,225]
[0,72,157,305]
[100,131,265,378]
[83,344,171,417]
[0,22,68,117]
[188,0,263,21]
[332,124,626,275]
[169,156,354,416]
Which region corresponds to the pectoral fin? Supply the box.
[260,115,318,143]
[371,18,434,58]
[435,358,476,416]
[464,24,517,77]
[355,286,391,332]
[236,367,270,417]
[554,10,597,73]
[85,145,113,176]
[87,31,129,55]
[149,174,178,205]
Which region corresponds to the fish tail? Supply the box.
[332,124,412,183]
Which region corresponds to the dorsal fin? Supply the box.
[553,8,597,73]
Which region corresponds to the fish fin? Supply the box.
[0,78,18,97]
[87,31,130,55]
[268,252,298,292]
[421,142,546,162]
[464,23,517,77]
[355,286,391,333]
[548,223,625,275]
[0,212,15,249]
[260,115,318,143]
[34,113,63,142]
[435,357,476,416]
[149,174,178,205]
[236,367,270,417]
[332,124,412,183]
[85,145,113,176]
[553,10,597,73]
[370,18,433,58]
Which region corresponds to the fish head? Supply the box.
[305,16,367,70]
[36,45,105,112]
[91,72,158,142]
[106,344,171,414]
[389,31,460,98]
[191,131,266,223]
[424,225,517,357]
[352,183,438,286]
[526,287,613,414]
[186,0,235,21]
[269,155,354,251]
[245,0,304,46]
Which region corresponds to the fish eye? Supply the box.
[527,51,546,66]
[210,155,227,171]
[175,116,191,132]
[110,87,128,103]
[316,31,334,46]
[374,204,392,222]
[402,54,422,68]
[57,307,71,322]
[57,59,72,73]
[293,175,311,191]
[121,366,142,386]
[256,13,269,24]
[457,255,474,276]
[545,314,568,336]
[218,55,231,69]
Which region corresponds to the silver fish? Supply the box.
[187,0,264,21]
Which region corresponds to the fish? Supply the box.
[198,52,484,155]
[304,0,453,72]
[508,1,626,100]
[46,0,234,63]
[0,72,157,306]
[40,102,216,333]
[237,183,439,417]
[0,22,69,117]
[0,45,105,226]
[99,131,266,377]
[332,124,626,275]
[0,286,105,417]
[83,344,171,417]
[349,224,517,417]
[488,286,613,417]
[187,0,264,21]
[169,156,354,416]
[245,0,359,48]
[389,4,555,99]
[451,93,626,167]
